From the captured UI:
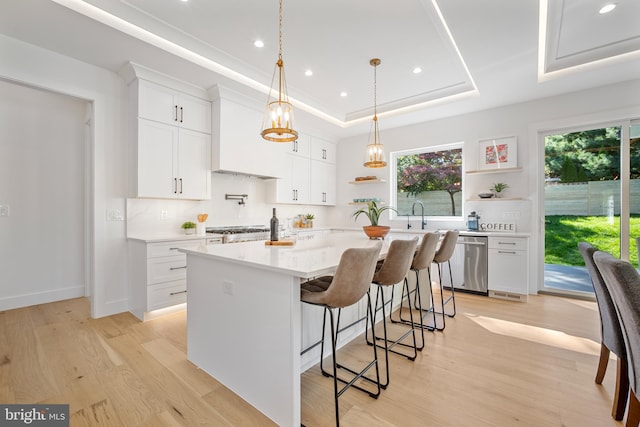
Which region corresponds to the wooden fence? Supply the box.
[545,180,640,216]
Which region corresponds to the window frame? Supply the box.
[389,142,465,221]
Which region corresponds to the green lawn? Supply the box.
[545,215,640,266]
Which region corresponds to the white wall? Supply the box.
[332,78,640,294]
[0,80,86,309]
[0,34,129,317]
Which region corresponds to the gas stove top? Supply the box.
[206,226,270,243]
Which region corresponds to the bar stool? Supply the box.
[391,232,441,346]
[366,237,419,388]
[300,242,382,427]
[432,230,459,331]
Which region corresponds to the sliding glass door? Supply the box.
[542,120,639,295]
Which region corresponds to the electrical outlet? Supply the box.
[0,205,9,217]
[106,209,124,221]
[223,280,234,296]
[160,210,169,220]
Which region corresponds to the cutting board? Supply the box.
[265,240,296,246]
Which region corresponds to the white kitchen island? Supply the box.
[179,231,411,426]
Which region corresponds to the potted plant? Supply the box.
[352,200,397,239]
[304,213,315,228]
[491,182,509,198]
[181,221,197,235]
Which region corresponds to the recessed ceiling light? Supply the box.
[254,40,264,48]
[304,69,313,77]
[599,3,616,14]
[340,91,347,97]
[180,0,189,2]
[413,67,422,74]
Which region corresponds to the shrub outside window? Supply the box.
[392,144,463,218]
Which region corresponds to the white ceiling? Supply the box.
[1,0,639,137]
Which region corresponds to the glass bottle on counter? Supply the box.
[270,208,279,241]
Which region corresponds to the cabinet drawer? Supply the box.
[147,256,187,284]
[147,280,187,311]
[488,236,527,251]
[147,240,204,258]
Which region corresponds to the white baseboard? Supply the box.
[0,286,85,312]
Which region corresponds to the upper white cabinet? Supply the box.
[124,65,211,200]
[311,137,336,164]
[211,85,286,178]
[269,133,337,206]
[138,79,211,134]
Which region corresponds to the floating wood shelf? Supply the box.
[466,167,522,175]
[348,179,387,184]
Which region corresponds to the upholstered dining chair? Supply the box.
[390,232,441,348]
[366,237,419,388]
[300,242,382,427]
[594,251,640,427]
[578,242,628,420]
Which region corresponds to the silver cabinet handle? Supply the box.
[170,266,187,270]
[497,241,517,245]
[497,250,517,255]
[169,290,187,296]
[179,178,183,194]
[174,105,179,122]
[180,106,184,123]
[169,247,180,251]
[174,178,178,194]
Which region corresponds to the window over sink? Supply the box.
[391,143,464,218]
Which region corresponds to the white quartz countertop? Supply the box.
[179,231,426,279]
[334,227,530,238]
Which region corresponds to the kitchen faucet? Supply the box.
[411,200,426,229]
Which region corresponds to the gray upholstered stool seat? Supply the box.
[391,232,440,346]
[431,230,459,330]
[366,237,419,388]
[300,242,382,427]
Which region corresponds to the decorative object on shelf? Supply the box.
[478,136,517,170]
[181,221,196,235]
[364,58,387,168]
[261,0,298,143]
[491,182,509,198]
[354,175,379,181]
[352,200,397,239]
[477,193,494,199]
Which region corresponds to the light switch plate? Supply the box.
[106,209,124,221]
[0,205,9,217]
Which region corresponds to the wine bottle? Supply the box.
[270,208,279,241]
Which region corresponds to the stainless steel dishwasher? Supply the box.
[440,235,488,295]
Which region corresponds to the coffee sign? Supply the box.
[479,222,516,232]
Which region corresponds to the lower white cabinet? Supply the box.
[128,238,205,320]
[488,236,529,301]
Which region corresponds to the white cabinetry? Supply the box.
[488,236,528,301]
[138,79,211,133]
[270,134,336,206]
[128,238,205,320]
[211,87,286,178]
[128,76,211,200]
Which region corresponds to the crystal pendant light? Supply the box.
[364,58,387,168]
[261,0,298,142]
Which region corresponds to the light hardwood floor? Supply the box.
[0,292,623,426]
